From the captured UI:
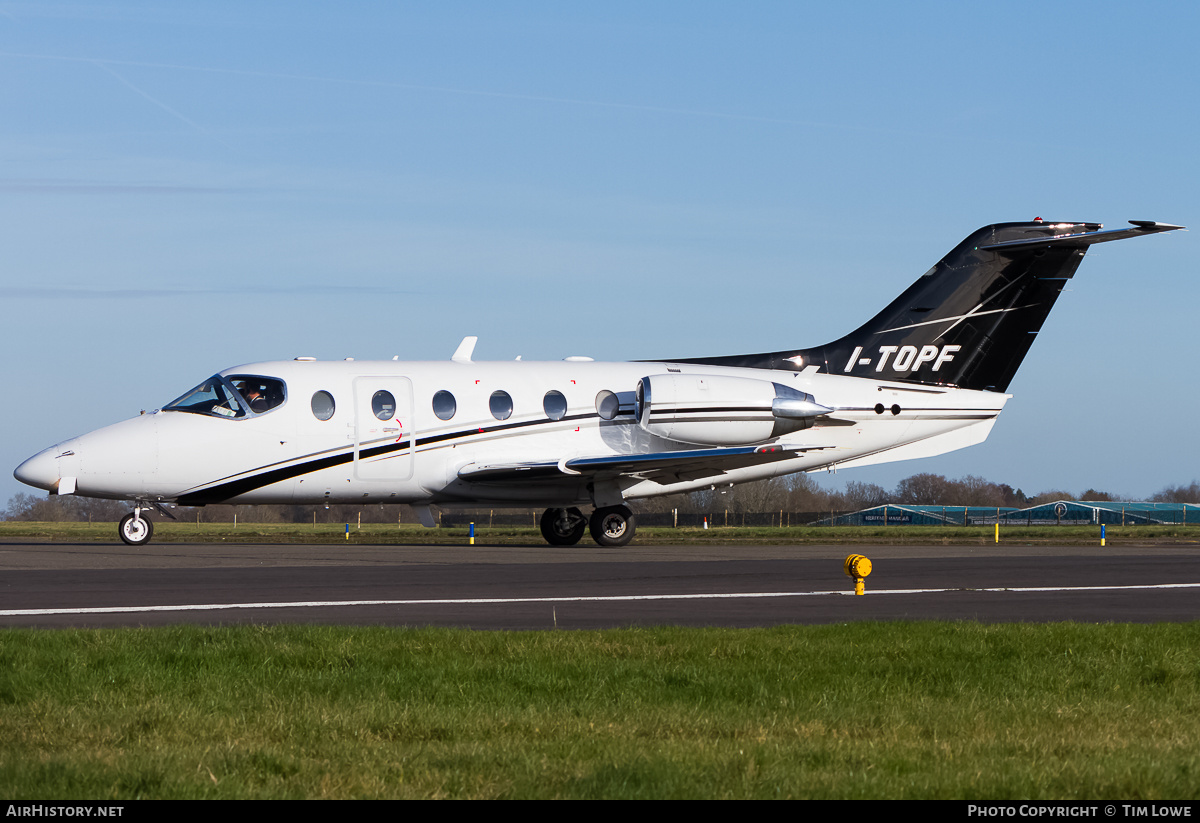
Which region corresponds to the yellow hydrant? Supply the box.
[843,554,873,596]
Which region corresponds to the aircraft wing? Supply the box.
[457,444,830,486]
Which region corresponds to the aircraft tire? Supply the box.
[589,505,636,547]
[540,507,587,546]
[118,512,154,546]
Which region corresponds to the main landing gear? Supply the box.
[119,508,154,546]
[539,505,637,548]
[539,507,588,545]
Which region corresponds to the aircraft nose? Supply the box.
[14,447,61,492]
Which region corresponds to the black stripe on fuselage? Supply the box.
[172,406,993,505]
[175,412,599,505]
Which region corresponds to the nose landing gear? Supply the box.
[118,508,154,546]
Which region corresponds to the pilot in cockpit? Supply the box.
[242,385,270,413]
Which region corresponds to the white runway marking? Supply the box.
[3,583,1199,617]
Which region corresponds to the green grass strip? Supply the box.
[2,623,1198,799]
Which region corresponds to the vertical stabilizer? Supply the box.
[673,220,1182,392]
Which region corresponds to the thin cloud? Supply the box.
[0,50,898,134]
[1,285,418,299]
[0,178,232,195]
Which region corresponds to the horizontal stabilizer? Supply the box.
[980,221,1184,252]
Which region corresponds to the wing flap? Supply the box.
[457,444,830,486]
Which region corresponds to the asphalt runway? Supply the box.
[1,540,1198,628]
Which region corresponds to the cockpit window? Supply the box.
[163,376,246,418]
[163,374,286,420]
[228,375,287,414]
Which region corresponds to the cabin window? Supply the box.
[489,390,513,421]
[432,390,456,421]
[543,390,567,421]
[596,390,619,421]
[311,391,336,421]
[372,390,396,421]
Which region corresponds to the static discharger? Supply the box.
[844,554,873,596]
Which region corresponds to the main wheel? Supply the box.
[589,505,636,547]
[119,512,154,546]
[540,507,587,546]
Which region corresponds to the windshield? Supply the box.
[163,374,286,419]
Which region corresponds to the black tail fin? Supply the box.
[677,220,1182,392]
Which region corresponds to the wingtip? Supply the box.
[1129,220,1185,231]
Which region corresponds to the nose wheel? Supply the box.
[119,511,155,546]
[589,505,636,547]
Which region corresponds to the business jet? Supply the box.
[14,219,1182,547]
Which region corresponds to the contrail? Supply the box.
[0,50,897,133]
[1,284,417,299]
[89,59,234,150]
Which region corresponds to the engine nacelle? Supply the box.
[634,374,831,447]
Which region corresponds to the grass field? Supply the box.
[2,623,1198,799]
[3,520,1199,545]
[4,524,1198,799]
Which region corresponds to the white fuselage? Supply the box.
[16,356,1007,509]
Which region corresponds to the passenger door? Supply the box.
[353,376,415,482]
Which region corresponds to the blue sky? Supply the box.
[2,2,1196,506]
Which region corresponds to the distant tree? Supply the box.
[4,493,128,522]
[687,477,788,513]
[5,493,42,521]
[952,475,1006,507]
[621,492,694,514]
[895,473,952,504]
[995,484,1029,508]
[727,476,790,512]
[1030,489,1074,506]
[1151,481,1200,504]
[682,485,719,513]
[784,472,835,513]
[836,481,891,511]
[1079,488,1115,502]
[891,474,1032,508]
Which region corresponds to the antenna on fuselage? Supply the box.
[452,336,478,363]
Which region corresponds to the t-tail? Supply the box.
[676,220,1183,392]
